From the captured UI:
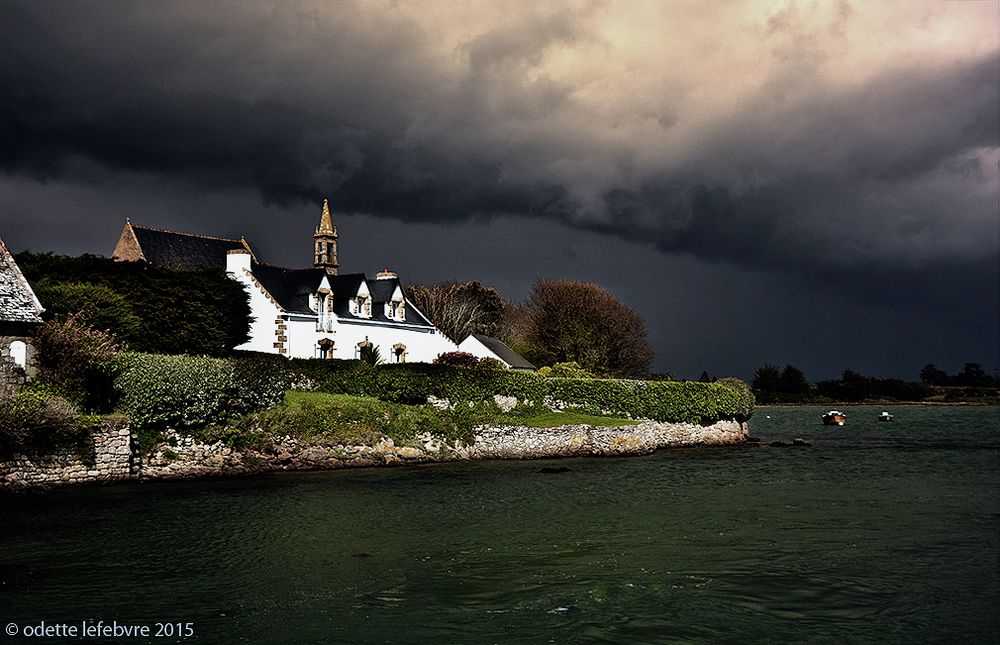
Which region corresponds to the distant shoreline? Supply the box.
[758,400,998,407]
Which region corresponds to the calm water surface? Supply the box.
[2,406,998,643]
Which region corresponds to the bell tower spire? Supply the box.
[313,198,339,274]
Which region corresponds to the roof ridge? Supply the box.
[130,223,244,244]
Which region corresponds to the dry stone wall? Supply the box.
[0,418,133,490]
[2,418,748,491]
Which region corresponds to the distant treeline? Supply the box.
[752,363,999,404]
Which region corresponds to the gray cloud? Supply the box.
[0,0,996,376]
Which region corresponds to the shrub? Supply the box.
[475,357,506,371]
[112,352,288,449]
[434,352,480,367]
[547,377,754,424]
[288,358,753,424]
[34,313,119,408]
[0,386,97,456]
[546,361,595,379]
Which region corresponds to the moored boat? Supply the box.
[878,411,894,422]
[822,410,847,426]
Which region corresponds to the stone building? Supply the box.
[0,237,44,396]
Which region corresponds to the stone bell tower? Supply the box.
[313,198,339,274]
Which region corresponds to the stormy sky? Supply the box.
[1,0,997,380]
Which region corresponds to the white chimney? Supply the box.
[376,267,397,280]
[226,249,252,275]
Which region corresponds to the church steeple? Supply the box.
[313,198,339,274]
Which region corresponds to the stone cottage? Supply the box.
[0,237,44,396]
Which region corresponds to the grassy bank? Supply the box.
[193,391,640,451]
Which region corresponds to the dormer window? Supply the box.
[354,295,371,317]
[385,299,406,321]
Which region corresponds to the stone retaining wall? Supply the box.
[0,418,133,490]
[2,418,748,491]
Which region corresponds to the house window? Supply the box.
[8,340,26,369]
[354,296,371,317]
[355,339,373,359]
[317,338,335,359]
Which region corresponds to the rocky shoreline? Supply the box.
[2,418,749,491]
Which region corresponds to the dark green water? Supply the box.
[2,406,998,644]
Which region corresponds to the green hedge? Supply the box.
[289,359,753,424]
[112,352,288,438]
[547,377,753,424]
[288,359,547,404]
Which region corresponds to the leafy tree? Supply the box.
[699,370,713,383]
[517,279,653,378]
[16,252,251,356]
[957,363,991,387]
[752,364,782,391]
[780,364,810,394]
[34,280,143,340]
[404,280,506,344]
[920,364,949,385]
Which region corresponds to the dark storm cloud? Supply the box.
[1,0,997,309]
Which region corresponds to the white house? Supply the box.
[114,200,458,362]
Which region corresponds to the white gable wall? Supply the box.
[227,255,284,355]
[458,335,507,365]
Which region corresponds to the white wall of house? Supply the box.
[227,251,456,362]
[457,335,509,365]
[288,317,455,362]
[227,251,283,355]
[332,319,456,363]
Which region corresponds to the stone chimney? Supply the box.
[376,268,397,280]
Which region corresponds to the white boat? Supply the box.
[878,411,894,422]
[822,410,847,426]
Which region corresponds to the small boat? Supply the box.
[822,410,847,426]
[878,411,894,422]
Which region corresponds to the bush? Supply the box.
[547,377,755,424]
[475,357,506,371]
[34,313,119,408]
[112,352,288,449]
[289,358,753,424]
[546,361,595,378]
[434,352,480,367]
[0,386,97,456]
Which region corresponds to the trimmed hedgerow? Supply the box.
[111,352,288,446]
[547,377,754,424]
[288,359,547,404]
[289,358,753,424]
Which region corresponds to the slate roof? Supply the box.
[0,237,44,324]
[471,334,536,370]
[251,266,432,327]
[131,225,250,271]
[251,265,327,314]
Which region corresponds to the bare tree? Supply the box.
[404,280,505,344]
